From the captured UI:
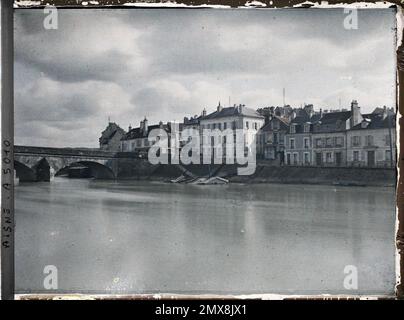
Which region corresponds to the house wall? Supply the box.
[347,128,396,168]
[311,132,347,167]
[100,131,124,152]
[259,131,287,160]
[200,115,264,132]
[285,133,312,165]
[121,136,150,153]
[200,115,264,157]
[99,123,126,152]
[257,118,287,160]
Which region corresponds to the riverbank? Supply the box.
[115,158,396,187]
[228,165,396,187]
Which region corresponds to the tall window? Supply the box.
[365,135,374,146]
[290,124,296,134]
[326,152,332,163]
[246,121,249,129]
[274,132,278,144]
[304,152,310,164]
[385,150,391,162]
[315,138,322,148]
[304,137,309,149]
[293,153,298,165]
[290,138,295,149]
[385,135,390,146]
[353,151,359,162]
[335,137,343,147]
[352,136,361,147]
[223,122,227,130]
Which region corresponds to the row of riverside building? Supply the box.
[99,100,396,168]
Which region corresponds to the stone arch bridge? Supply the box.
[14,145,119,182]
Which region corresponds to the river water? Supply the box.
[15,178,396,295]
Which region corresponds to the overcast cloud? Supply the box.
[15,8,396,148]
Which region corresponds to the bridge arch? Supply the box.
[55,161,115,179]
[14,160,36,182]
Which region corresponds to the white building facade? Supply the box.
[199,103,265,162]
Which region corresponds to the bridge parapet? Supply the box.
[14,145,117,158]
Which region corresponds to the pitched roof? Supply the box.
[261,115,290,132]
[99,122,126,144]
[183,115,202,126]
[121,124,170,141]
[318,111,351,125]
[201,106,264,120]
[100,130,118,145]
[350,113,395,130]
[372,107,384,114]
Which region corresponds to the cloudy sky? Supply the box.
[15,8,396,148]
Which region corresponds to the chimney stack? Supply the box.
[382,105,388,119]
[143,117,148,136]
[350,100,362,127]
[217,101,223,112]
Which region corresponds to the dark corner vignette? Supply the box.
[3,0,404,301]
